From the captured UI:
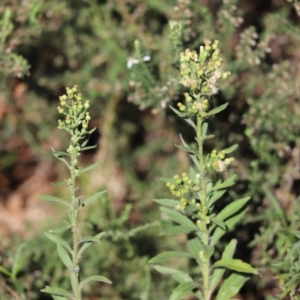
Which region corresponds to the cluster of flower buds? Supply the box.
[180,40,230,95]
[57,85,91,135]
[177,93,209,116]
[209,149,234,173]
[166,172,196,210]
[166,172,211,215]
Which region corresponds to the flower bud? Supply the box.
[212,40,219,50]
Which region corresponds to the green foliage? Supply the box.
[1,0,300,299]
[0,243,27,299]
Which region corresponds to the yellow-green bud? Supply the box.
[85,113,91,121]
[77,93,82,101]
[212,40,219,50]
[57,106,64,113]
[222,71,231,79]
[196,220,202,228]
[218,151,226,159]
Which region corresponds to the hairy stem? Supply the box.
[70,152,81,300]
[196,114,211,300]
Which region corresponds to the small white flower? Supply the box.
[127,55,151,69]
[142,55,151,62]
[127,58,139,69]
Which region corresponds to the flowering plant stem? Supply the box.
[41,86,111,300]
[69,163,81,300]
[150,41,258,300]
[197,115,210,299]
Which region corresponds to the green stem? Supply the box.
[70,152,81,300]
[196,114,211,300]
[197,114,207,208]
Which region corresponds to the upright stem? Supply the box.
[197,115,207,209]
[196,114,211,300]
[70,152,81,300]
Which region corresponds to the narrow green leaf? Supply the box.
[41,286,72,297]
[81,138,89,148]
[44,232,71,252]
[216,197,250,222]
[263,186,286,225]
[184,118,196,130]
[187,238,204,267]
[214,259,258,274]
[203,245,214,260]
[202,134,214,142]
[78,242,92,258]
[216,273,249,300]
[179,134,199,168]
[79,232,105,243]
[179,135,200,168]
[83,190,107,206]
[40,195,70,208]
[154,198,179,208]
[208,190,226,206]
[170,105,189,118]
[52,296,68,300]
[187,238,203,258]
[128,222,159,236]
[169,281,199,300]
[202,122,208,136]
[222,144,238,154]
[161,208,197,228]
[213,174,236,190]
[175,145,195,154]
[221,239,237,258]
[90,231,106,241]
[210,208,248,246]
[210,216,226,230]
[79,275,112,290]
[51,149,69,158]
[78,232,106,257]
[161,225,197,235]
[88,127,97,134]
[49,223,71,233]
[51,149,71,168]
[12,280,25,298]
[80,145,97,151]
[210,239,237,293]
[79,236,101,244]
[279,274,300,298]
[149,251,194,264]
[152,265,193,284]
[179,134,188,147]
[57,244,73,269]
[207,103,228,116]
[153,266,203,300]
[80,161,103,174]
[0,266,11,277]
[190,154,200,169]
[12,243,26,277]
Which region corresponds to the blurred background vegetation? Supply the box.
[0,0,300,299]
